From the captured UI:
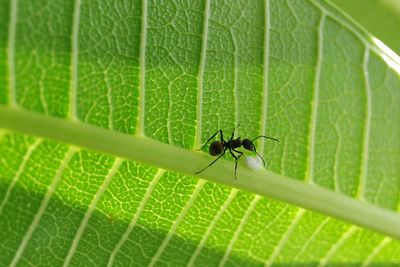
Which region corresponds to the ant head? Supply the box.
[209,141,223,156]
[242,139,254,151]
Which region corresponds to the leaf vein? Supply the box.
[7,0,17,106]
[105,72,114,130]
[305,13,325,183]
[194,0,210,148]
[318,225,358,267]
[0,138,42,215]
[63,158,123,267]
[232,30,239,127]
[259,0,271,155]
[219,195,261,267]
[187,188,238,266]
[292,217,331,262]
[149,180,206,267]
[264,209,306,267]
[69,0,81,120]
[107,168,165,267]
[361,237,392,267]
[10,147,77,267]
[135,0,148,135]
[357,49,372,199]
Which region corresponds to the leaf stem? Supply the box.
[0,106,399,240]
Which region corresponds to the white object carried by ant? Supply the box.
[244,155,266,170]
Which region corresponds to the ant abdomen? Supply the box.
[209,141,223,156]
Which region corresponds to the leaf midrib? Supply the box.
[0,106,399,240]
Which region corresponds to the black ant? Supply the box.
[195,129,278,179]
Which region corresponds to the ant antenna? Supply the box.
[252,135,279,142]
[251,135,278,167]
[254,151,266,167]
[232,123,240,134]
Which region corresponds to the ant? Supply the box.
[195,128,278,179]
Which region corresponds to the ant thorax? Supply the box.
[229,138,242,149]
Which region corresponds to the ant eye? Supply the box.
[242,139,254,151]
[209,141,223,156]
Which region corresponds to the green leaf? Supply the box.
[1,0,400,266]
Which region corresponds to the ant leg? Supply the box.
[198,129,223,151]
[230,148,243,180]
[231,148,243,158]
[220,129,225,144]
[230,124,241,140]
[195,148,227,174]
[252,135,279,142]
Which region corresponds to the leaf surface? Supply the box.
[0,0,400,266]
